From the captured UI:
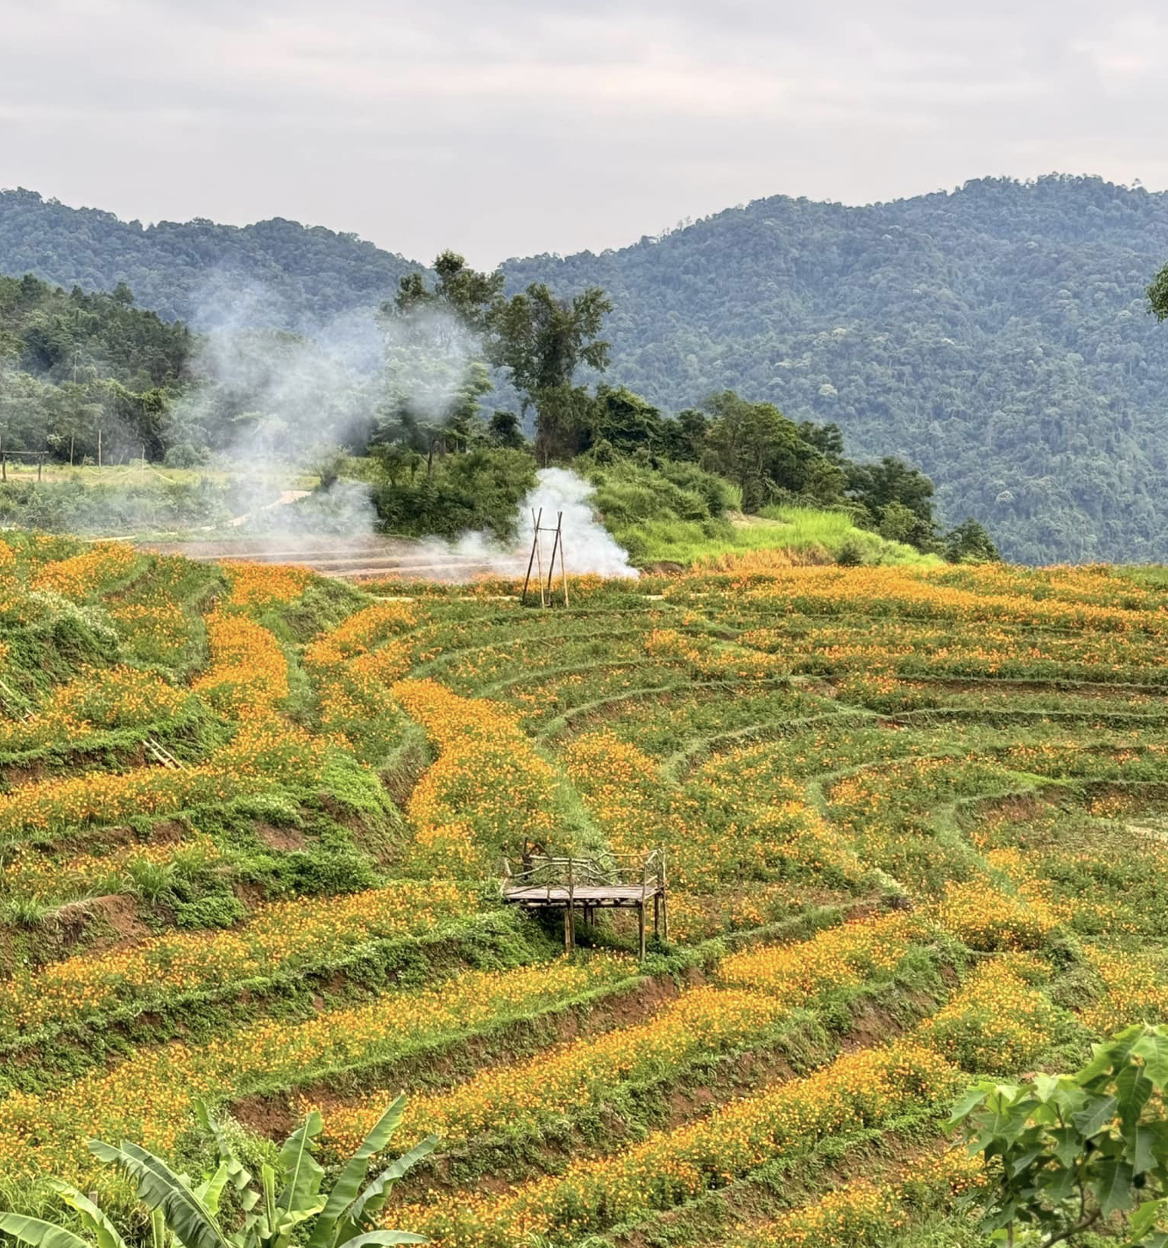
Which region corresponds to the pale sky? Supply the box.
[2,0,1166,266]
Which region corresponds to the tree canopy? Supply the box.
[7,177,1168,558]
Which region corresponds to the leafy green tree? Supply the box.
[378,252,499,466]
[659,408,709,463]
[847,456,936,523]
[878,500,920,544]
[394,250,502,331]
[1149,263,1168,322]
[945,518,1001,563]
[693,386,838,509]
[370,445,535,540]
[0,1097,433,1248]
[952,1023,1168,1246]
[488,283,611,463]
[586,386,664,454]
[487,410,525,449]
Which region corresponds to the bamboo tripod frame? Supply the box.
[520,508,569,607]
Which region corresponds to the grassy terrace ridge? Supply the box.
[5,532,1168,1247]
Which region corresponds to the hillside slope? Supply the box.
[4,538,1168,1245]
[6,176,1168,560]
[0,188,416,329]
[509,175,1168,563]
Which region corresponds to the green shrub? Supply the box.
[171,891,248,930]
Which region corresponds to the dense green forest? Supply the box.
[0,188,414,328]
[4,175,1168,560]
[0,258,986,562]
[508,175,1168,564]
[0,274,191,461]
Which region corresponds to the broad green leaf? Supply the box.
[1077,1039,1120,1085]
[195,1164,232,1218]
[1091,1158,1135,1218]
[89,1141,231,1248]
[1072,1093,1118,1138]
[1134,1031,1168,1088]
[193,1100,253,1196]
[276,1112,324,1213]
[341,1137,440,1238]
[269,1201,327,1248]
[1032,1073,1059,1104]
[1130,1197,1168,1237]
[1006,1145,1044,1178]
[44,1182,128,1248]
[1133,1125,1162,1176]
[0,1214,92,1248]
[307,1098,409,1248]
[261,1164,278,1239]
[1118,1062,1156,1127]
[1048,1079,1087,1117]
[337,1234,427,1248]
[1046,1127,1081,1170]
[1036,1163,1075,1204]
[949,1083,994,1124]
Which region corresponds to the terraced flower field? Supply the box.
[2,532,1168,1248]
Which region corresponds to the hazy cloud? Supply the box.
[1,0,1166,264]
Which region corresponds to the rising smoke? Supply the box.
[174,272,481,536]
[412,467,639,580]
[164,275,639,577]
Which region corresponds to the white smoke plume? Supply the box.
[410,468,638,581]
[517,468,638,578]
[154,277,639,578]
[171,272,482,540]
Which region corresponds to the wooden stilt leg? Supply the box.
[564,906,571,953]
[638,903,646,960]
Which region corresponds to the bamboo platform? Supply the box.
[501,851,667,958]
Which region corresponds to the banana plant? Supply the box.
[0,1095,436,1248]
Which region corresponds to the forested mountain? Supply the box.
[4,176,1168,560]
[0,188,415,329]
[0,273,191,461]
[508,176,1168,564]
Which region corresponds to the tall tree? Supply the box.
[1150,261,1168,321]
[700,391,826,512]
[586,385,664,454]
[488,283,612,463]
[378,251,500,465]
[394,249,503,329]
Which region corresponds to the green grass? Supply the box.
[758,505,942,564]
[615,506,941,567]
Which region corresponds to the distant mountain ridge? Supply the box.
[4,175,1168,562]
[0,188,416,329]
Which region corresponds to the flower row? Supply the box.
[1,833,221,904]
[392,679,563,875]
[305,601,418,756]
[193,609,290,719]
[0,876,478,1033]
[320,913,924,1158]
[0,718,324,842]
[391,1037,960,1247]
[726,1146,986,1248]
[0,954,635,1187]
[31,541,139,599]
[222,560,312,606]
[0,666,190,753]
[717,912,920,1003]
